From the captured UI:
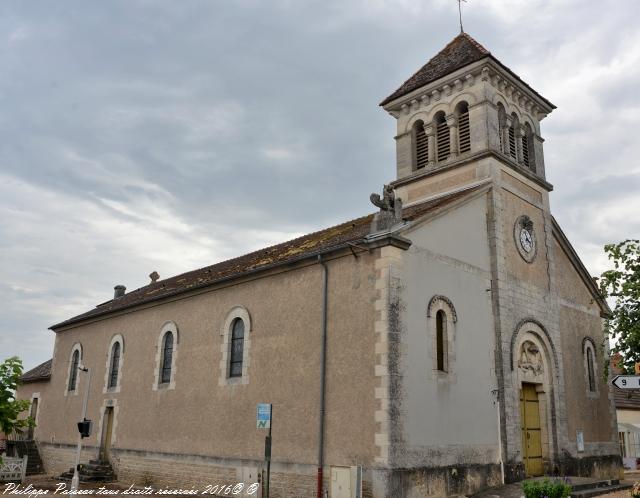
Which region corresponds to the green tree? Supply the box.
[0,356,33,435]
[600,239,640,374]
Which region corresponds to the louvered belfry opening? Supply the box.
[457,102,471,154]
[497,103,506,154]
[508,124,517,159]
[523,123,534,171]
[435,113,450,162]
[414,120,429,170]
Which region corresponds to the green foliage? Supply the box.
[522,479,572,498]
[0,356,34,435]
[599,240,640,375]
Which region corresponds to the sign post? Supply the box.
[612,375,640,389]
[257,403,272,498]
[71,366,91,491]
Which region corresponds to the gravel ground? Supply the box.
[598,491,632,498]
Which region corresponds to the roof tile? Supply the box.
[51,187,479,329]
[380,32,554,109]
[615,387,640,410]
[20,359,52,383]
[381,33,489,106]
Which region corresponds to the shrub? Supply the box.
[522,478,572,498]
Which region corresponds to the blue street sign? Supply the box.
[257,403,272,429]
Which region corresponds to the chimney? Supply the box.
[114,285,126,299]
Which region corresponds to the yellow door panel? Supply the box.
[521,383,544,477]
[528,430,542,456]
[528,457,544,476]
[525,402,541,428]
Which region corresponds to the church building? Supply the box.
[17,33,620,498]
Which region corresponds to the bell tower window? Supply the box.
[497,103,507,154]
[435,112,450,162]
[456,102,471,154]
[522,123,535,172]
[413,120,429,170]
[508,113,518,160]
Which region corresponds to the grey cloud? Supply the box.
[1,0,639,369]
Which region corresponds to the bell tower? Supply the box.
[380,33,556,206]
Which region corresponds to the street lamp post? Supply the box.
[71,366,91,492]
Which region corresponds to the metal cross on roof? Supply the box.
[456,0,468,33]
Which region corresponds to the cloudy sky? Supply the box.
[1,0,639,370]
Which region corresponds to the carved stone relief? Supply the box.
[518,340,544,379]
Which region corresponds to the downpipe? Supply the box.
[316,255,328,498]
[492,388,505,484]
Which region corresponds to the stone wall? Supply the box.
[38,443,373,498]
[385,463,502,497]
[39,443,95,477]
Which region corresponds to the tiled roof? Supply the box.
[615,388,640,410]
[51,187,481,330]
[19,359,52,383]
[381,33,489,106]
[380,32,555,109]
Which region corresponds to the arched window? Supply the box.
[413,120,429,170]
[68,349,80,391]
[435,112,450,163]
[229,318,245,378]
[522,123,535,171]
[428,295,457,376]
[219,307,252,386]
[587,348,595,392]
[160,331,174,384]
[497,103,507,153]
[583,338,598,396]
[436,310,448,372]
[456,102,471,154]
[108,342,121,389]
[508,113,518,160]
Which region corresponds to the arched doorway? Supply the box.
[513,323,557,477]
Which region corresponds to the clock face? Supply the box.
[520,228,533,253]
[514,216,536,263]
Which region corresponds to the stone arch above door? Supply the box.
[510,318,559,373]
[510,318,559,475]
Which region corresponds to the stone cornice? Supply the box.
[389,149,554,192]
[384,59,484,117]
[382,57,555,120]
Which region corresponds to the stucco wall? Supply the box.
[15,379,51,442]
[397,193,499,466]
[19,252,379,474]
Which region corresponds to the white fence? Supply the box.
[0,454,28,482]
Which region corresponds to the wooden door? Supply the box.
[520,384,543,476]
[100,407,114,462]
[28,398,38,439]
